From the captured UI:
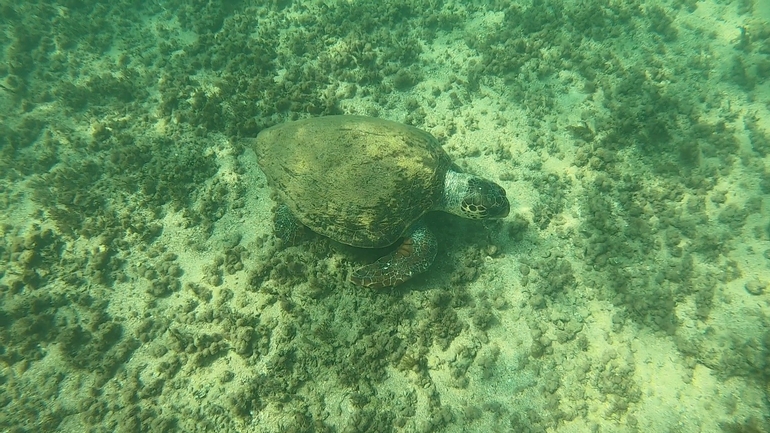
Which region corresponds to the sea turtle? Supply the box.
[251,115,510,288]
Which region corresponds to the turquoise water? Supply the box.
[1,1,769,431]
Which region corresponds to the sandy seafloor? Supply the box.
[1,0,770,432]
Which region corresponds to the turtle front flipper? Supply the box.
[351,222,438,289]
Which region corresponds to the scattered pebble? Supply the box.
[745,278,766,296]
[519,264,531,275]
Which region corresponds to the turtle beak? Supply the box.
[489,184,510,218]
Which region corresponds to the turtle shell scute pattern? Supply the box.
[254,115,452,248]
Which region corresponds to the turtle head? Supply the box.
[442,171,510,219]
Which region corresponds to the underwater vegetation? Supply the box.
[1,0,769,431]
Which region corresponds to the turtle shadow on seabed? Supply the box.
[331,211,532,292]
[428,212,531,276]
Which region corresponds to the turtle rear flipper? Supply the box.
[351,223,437,288]
[274,204,307,245]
